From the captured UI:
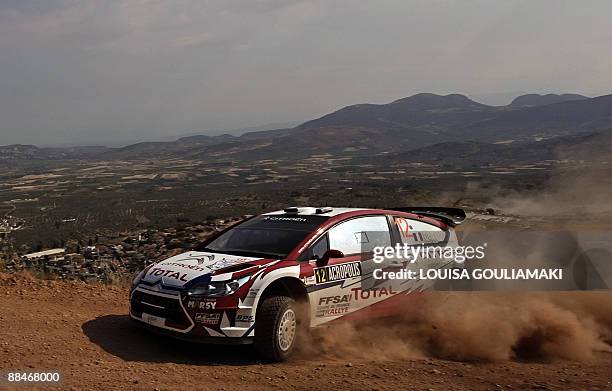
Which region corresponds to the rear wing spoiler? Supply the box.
[387,207,466,227]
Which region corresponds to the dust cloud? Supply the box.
[493,169,612,217]
[303,158,612,363]
[302,292,612,362]
[301,157,612,363]
[487,138,612,217]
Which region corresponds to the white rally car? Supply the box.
[130,206,464,361]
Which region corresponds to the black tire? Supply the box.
[254,296,299,362]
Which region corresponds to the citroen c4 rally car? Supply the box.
[130,206,465,361]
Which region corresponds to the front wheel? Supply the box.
[254,296,300,362]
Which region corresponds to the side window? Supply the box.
[310,235,329,259]
[393,216,447,245]
[298,235,329,261]
[328,216,391,255]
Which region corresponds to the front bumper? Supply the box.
[130,317,254,344]
[130,287,194,332]
[129,286,256,340]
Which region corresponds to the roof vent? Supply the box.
[284,206,333,215]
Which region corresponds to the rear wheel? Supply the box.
[254,296,299,362]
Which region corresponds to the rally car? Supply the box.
[129,206,465,361]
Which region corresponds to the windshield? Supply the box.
[196,214,329,258]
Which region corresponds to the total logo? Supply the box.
[315,286,398,318]
[319,286,398,304]
[350,286,397,300]
[148,268,188,282]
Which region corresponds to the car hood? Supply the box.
[141,251,265,288]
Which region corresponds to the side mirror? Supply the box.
[316,249,344,268]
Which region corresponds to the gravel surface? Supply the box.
[1,273,611,391]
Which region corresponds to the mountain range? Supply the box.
[508,93,588,107]
[2,92,611,165]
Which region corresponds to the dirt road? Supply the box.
[1,273,611,391]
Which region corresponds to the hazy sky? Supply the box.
[1,0,612,146]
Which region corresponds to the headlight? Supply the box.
[187,275,250,298]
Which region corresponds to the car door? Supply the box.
[307,215,392,326]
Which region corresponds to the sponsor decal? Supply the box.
[301,275,316,286]
[316,306,349,317]
[236,314,254,323]
[246,288,259,299]
[394,217,424,242]
[198,254,215,264]
[394,217,411,237]
[315,286,399,317]
[261,216,307,222]
[187,299,217,310]
[148,267,189,281]
[208,258,253,271]
[318,294,351,305]
[142,313,165,327]
[160,262,208,273]
[316,294,351,317]
[314,262,362,284]
[195,312,221,325]
[350,286,397,300]
[393,217,445,243]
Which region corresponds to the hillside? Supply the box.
[298,93,495,131]
[2,92,612,163]
[461,94,612,142]
[0,144,110,161]
[509,93,588,107]
[376,129,612,167]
